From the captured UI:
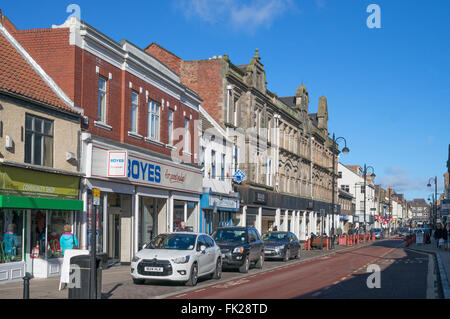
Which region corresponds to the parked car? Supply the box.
[131,232,222,286]
[372,228,384,239]
[211,226,264,273]
[262,231,300,261]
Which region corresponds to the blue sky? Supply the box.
[2,0,449,201]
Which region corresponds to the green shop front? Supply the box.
[0,165,82,283]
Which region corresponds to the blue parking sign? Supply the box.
[233,170,246,184]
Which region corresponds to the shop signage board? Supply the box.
[0,166,79,200]
[107,151,128,177]
[92,146,202,194]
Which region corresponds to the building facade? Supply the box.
[146,45,340,240]
[0,15,84,282]
[10,16,203,265]
[198,106,240,234]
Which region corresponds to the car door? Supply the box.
[204,235,217,273]
[247,229,256,262]
[290,232,300,256]
[196,235,209,276]
[250,228,262,262]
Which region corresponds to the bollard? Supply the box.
[23,273,31,299]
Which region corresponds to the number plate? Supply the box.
[145,267,163,272]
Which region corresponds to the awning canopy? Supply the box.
[0,195,83,211]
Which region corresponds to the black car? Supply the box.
[211,226,264,273]
[262,231,300,261]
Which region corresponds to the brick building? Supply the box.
[146,44,340,240]
[5,15,203,264]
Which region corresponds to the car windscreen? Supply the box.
[147,233,197,250]
[212,229,247,243]
[262,233,288,242]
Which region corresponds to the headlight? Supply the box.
[131,256,140,263]
[172,256,190,264]
[233,247,244,254]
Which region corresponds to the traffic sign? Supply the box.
[233,170,246,184]
[93,188,100,206]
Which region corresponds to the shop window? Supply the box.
[47,211,71,258]
[30,210,73,259]
[0,209,24,263]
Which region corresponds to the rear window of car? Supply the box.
[262,232,288,241]
[212,229,247,243]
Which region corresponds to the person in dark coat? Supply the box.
[434,224,447,248]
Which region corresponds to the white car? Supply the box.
[131,232,222,286]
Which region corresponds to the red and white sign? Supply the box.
[107,151,128,177]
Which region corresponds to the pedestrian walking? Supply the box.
[59,224,79,256]
[433,223,446,249]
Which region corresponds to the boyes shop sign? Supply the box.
[91,147,202,194]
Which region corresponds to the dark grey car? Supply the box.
[262,231,300,261]
[212,226,265,273]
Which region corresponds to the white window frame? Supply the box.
[184,118,191,154]
[98,76,107,123]
[147,100,160,141]
[131,91,139,133]
[168,109,174,146]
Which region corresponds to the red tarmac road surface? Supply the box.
[170,240,404,299]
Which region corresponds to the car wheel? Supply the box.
[213,258,222,279]
[294,248,300,259]
[185,263,198,286]
[239,255,250,273]
[255,252,264,269]
[132,278,145,285]
[284,249,290,262]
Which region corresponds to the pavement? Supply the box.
[405,237,450,299]
[0,236,444,299]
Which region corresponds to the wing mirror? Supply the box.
[201,245,207,253]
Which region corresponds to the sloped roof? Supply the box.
[0,23,80,114]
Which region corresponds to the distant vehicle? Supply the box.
[262,231,300,262]
[130,232,222,286]
[372,228,384,239]
[212,226,264,273]
[397,227,409,237]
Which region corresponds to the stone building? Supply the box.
[146,45,340,240]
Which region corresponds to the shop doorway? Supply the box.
[139,197,165,250]
[108,209,121,264]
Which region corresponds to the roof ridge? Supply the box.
[0,21,83,115]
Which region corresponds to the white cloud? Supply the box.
[174,0,296,33]
[378,166,440,193]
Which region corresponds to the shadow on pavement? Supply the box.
[293,248,435,299]
[102,283,123,299]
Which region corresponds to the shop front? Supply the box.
[0,165,82,283]
[84,139,203,264]
[234,184,320,239]
[200,190,239,235]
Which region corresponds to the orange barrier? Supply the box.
[305,238,311,250]
[372,233,376,241]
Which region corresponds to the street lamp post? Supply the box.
[360,164,375,234]
[330,133,349,249]
[427,176,437,228]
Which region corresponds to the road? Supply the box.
[169,239,435,299]
[0,239,437,299]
